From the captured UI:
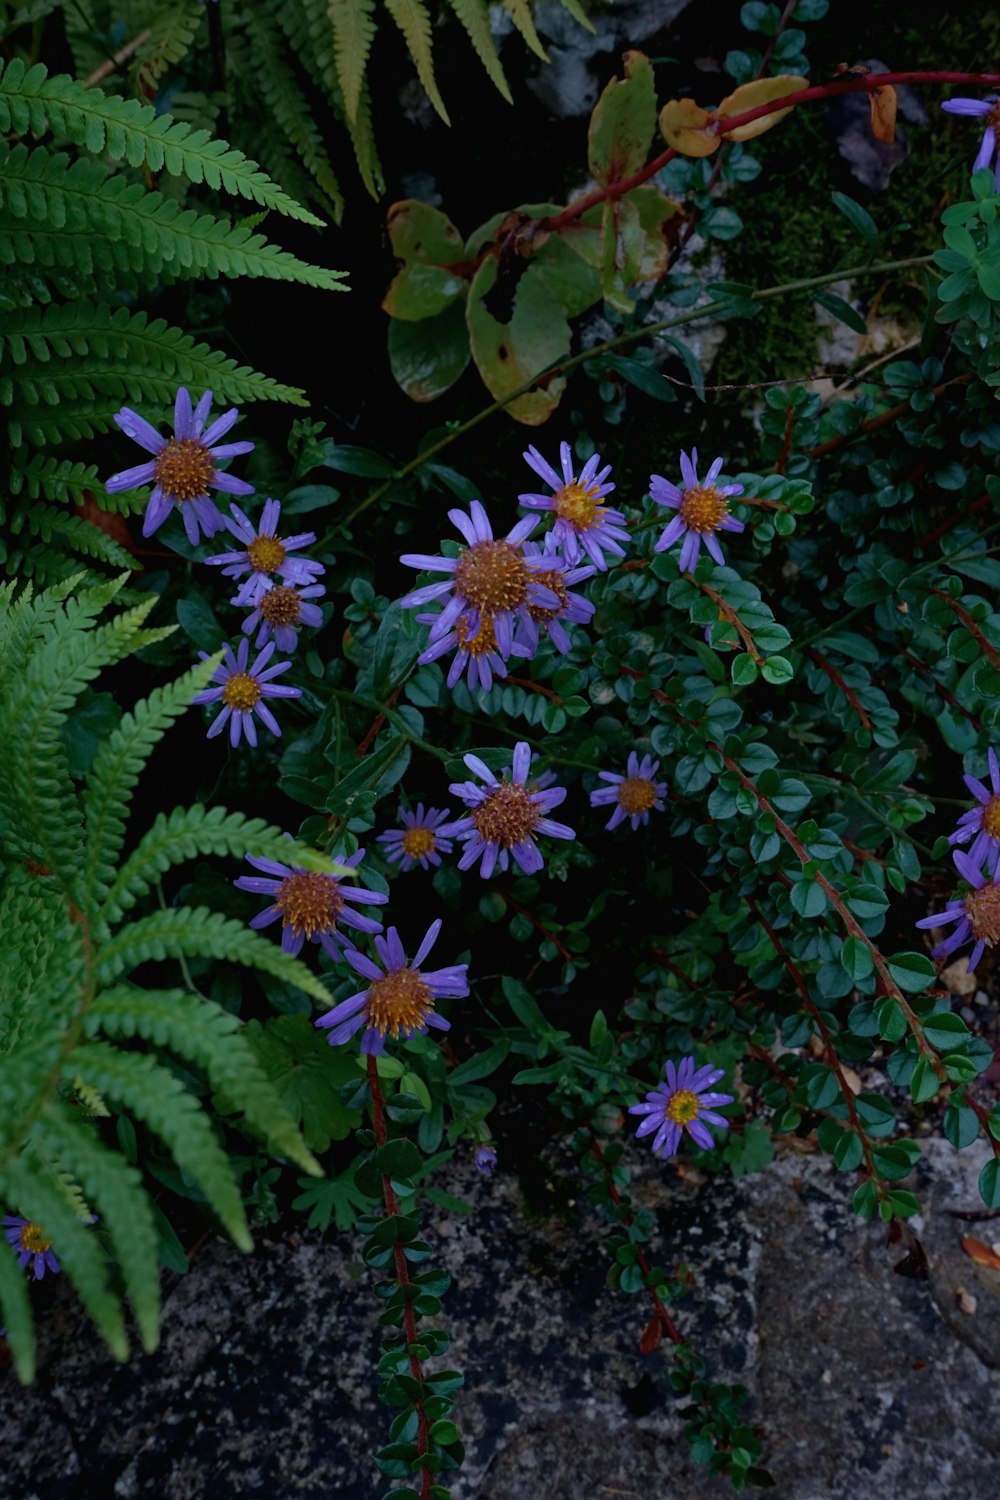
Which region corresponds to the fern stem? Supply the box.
[366,1055,436,1500]
[329,254,934,538]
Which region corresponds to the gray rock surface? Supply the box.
[2,1135,999,1499]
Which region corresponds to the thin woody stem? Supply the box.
[367,1055,435,1500]
[589,1138,683,1345]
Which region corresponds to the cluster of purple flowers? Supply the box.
[105,388,329,748]
[398,441,747,695]
[917,747,1000,971]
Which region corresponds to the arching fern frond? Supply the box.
[329,0,378,125]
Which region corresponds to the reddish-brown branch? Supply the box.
[808,649,873,730]
[774,402,797,476]
[931,589,1000,672]
[693,580,763,663]
[967,1094,1000,1161]
[505,674,563,704]
[811,374,973,459]
[907,493,991,558]
[356,686,403,758]
[900,650,983,730]
[488,886,572,961]
[367,1057,435,1500]
[589,1139,683,1346]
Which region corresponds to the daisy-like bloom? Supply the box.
[3,1217,60,1280]
[415,610,509,694]
[235,845,387,958]
[519,441,628,571]
[205,499,326,606]
[941,95,1000,186]
[315,920,468,1054]
[399,501,561,659]
[376,804,454,872]
[948,747,1000,876]
[444,741,575,878]
[629,1057,734,1158]
[589,751,668,831]
[192,638,301,748]
[239,581,326,653]
[475,1145,498,1174]
[916,848,1000,970]
[104,387,254,546]
[650,448,745,571]
[512,535,596,658]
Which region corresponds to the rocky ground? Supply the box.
[3,1132,998,1500]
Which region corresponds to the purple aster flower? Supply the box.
[941,95,1000,186]
[205,499,326,606]
[415,610,509,694]
[376,804,454,871]
[915,848,1000,971]
[948,747,1000,876]
[104,387,254,546]
[234,844,387,958]
[238,581,326,653]
[3,1217,60,1279]
[443,741,575,878]
[628,1056,734,1158]
[192,637,301,748]
[475,1145,498,1174]
[589,751,668,831]
[650,448,745,571]
[399,500,560,660]
[519,441,628,571]
[511,534,596,658]
[315,920,468,1054]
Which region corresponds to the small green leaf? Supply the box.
[840,935,874,982]
[886,952,936,993]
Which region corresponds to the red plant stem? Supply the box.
[488,886,572,961]
[589,1139,683,1345]
[545,75,1000,233]
[774,402,797,476]
[966,1094,1000,1161]
[356,685,403,758]
[705,742,946,1076]
[746,897,880,1185]
[694,580,763,662]
[900,650,983,730]
[367,1056,434,1500]
[807,649,873,730]
[930,589,1000,672]
[810,375,973,459]
[907,493,991,558]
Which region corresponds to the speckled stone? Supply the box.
[2,1136,999,1500]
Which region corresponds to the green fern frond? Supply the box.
[385,0,450,123]
[94,906,333,1007]
[443,0,513,103]
[83,656,218,908]
[300,0,384,197]
[556,0,594,33]
[67,1041,251,1252]
[0,147,349,294]
[328,0,378,124]
[100,802,349,923]
[132,0,206,99]
[501,0,549,60]
[0,1236,35,1383]
[343,75,385,200]
[0,57,325,228]
[241,4,343,221]
[0,1153,127,1361]
[0,501,134,573]
[2,595,163,885]
[32,1101,161,1352]
[7,453,102,509]
[87,986,321,1174]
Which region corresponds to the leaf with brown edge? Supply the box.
[961,1234,1000,1270]
[588,49,657,187]
[386,199,464,264]
[659,96,719,157]
[869,83,898,144]
[716,75,810,141]
[466,256,568,425]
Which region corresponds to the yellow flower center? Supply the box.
[401,826,437,859]
[17,1221,52,1255]
[153,437,215,501]
[222,671,261,711]
[964,882,1000,946]
[552,480,603,533]
[274,871,344,938]
[527,567,569,623]
[471,781,540,851]
[247,534,287,574]
[666,1089,700,1125]
[983,794,1000,840]
[454,540,529,615]
[365,967,434,1038]
[456,616,499,658]
[679,485,729,534]
[617,776,657,815]
[259,586,302,626]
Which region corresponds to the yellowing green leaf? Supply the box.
[659,96,720,156]
[466,256,568,424]
[386,198,464,263]
[716,74,810,141]
[588,49,656,187]
[329,0,377,125]
[384,0,450,124]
